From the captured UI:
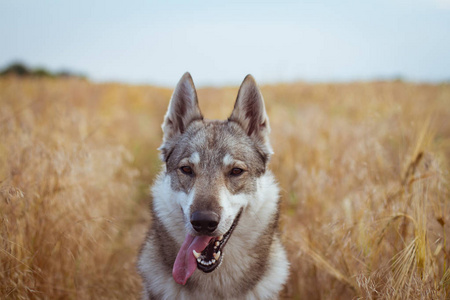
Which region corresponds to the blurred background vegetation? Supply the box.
[0,62,87,79]
[0,71,449,299]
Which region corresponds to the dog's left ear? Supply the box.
[229,75,273,156]
[159,72,203,160]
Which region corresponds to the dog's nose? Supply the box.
[190,211,220,234]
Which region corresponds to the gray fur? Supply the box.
[138,73,289,299]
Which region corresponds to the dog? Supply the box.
[138,73,289,299]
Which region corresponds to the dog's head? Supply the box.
[159,73,272,284]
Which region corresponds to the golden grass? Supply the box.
[1,77,449,299]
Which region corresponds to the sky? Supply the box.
[1,0,450,86]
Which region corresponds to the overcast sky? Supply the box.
[1,0,449,86]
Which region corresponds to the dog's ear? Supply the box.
[160,72,203,157]
[229,75,273,155]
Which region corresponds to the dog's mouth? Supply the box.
[194,208,242,273]
[172,208,243,285]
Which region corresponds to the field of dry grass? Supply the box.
[1,77,449,299]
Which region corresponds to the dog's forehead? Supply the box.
[188,121,250,160]
[173,120,255,166]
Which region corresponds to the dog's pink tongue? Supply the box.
[172,234,212,285]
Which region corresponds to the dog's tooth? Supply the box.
[218,235,224,241]
[212,259,216,263]
[197,258,201,263]
[193,250,201,259]
[215,241,220,247]
[213,251,221,260]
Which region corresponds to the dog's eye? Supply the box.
[230,168,244,176]
[180,166,194,175]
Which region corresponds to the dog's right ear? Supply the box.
[159,72,203,160]
[229,75,273,157]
